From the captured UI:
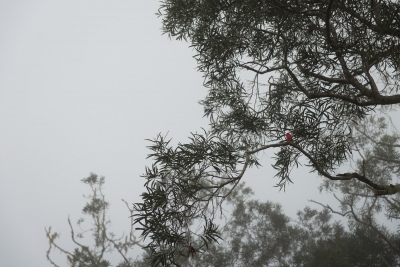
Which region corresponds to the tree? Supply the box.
[315,112,400,259]
[133,1,400,265]
[45,173,142,267]
[133,184,400,266]
[293,207,400,267]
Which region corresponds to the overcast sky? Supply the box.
[0,1,355,266]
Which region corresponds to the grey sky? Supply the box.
[0,1,346,266]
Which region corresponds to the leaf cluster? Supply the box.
[133,132,249,266]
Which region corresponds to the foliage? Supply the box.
[134,184,400,266]
[45,173,142,267]
[134,0,400,265]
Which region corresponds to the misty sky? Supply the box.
[0,1,350,266]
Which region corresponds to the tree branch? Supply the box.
[248,141,400,195]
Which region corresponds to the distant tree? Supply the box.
[293,207,399,267]
[315,112,400,258]
[133,0,400,265]
[45,173,142,267]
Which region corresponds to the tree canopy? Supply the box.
[133,0,400,265]
[134,184,400,266]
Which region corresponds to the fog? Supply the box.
[0,1,364,266]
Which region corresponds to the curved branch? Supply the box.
[292,142,400,195]
[45,227,73,267]
[309,198,351,217]
[247,141,400,195]
[67,217,96,265]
